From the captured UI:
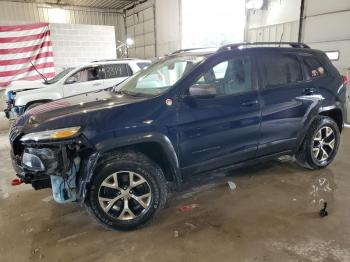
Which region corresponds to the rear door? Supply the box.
[63,66,105,96]
[177,54,261,174]
[102,63,132,88]
[256,52,319,156]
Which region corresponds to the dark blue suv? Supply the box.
[9,42,347,230]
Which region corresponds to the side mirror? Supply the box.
[189,84,216,98]
[65,77,76,85]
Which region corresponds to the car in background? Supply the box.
[4,58,151,119]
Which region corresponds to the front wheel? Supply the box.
[296,116,340,169]
[86,151,168,231]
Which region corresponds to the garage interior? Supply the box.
[0,0,350,261]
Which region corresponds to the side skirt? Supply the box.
[181,150,294,179]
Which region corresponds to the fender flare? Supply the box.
[295,103,344,152]
[77,132,181,202]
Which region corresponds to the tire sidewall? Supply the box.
[307,117,340,168]
[87,160,163,231]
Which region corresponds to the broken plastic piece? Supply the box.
[178,204,199,212]
[11,178,23,186]
[227,181,236,191]
[319,202,328,217]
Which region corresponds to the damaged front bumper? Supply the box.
[4,103,23,119]
[10,133,88,203]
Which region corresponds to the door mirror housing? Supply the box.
[189,84,216,98]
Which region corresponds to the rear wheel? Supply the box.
[86,151,168,231]
[296,116,340,169]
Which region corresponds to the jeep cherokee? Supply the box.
[9,42,347,231]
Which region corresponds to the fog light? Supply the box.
[22,152,45,171]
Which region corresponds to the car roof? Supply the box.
[167,42,322,58]
[71,59,151,68]
[90,58,151,63]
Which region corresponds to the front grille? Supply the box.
[9,125,23,156]
[9,126,19,143]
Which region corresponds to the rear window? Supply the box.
[303,57,326,78]
[137,62,151,70]
[258,54,303,88]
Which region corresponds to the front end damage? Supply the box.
[4,90,24,119]
[10,128,94,204]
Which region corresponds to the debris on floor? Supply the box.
[178,203,199,212]
[184,222,197,230]
[319,202,328,217]
[227,181,237,191]
[31,248,40,255]
[174,230,179,238]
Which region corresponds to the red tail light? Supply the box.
[342,75,348,86]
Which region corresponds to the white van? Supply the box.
[4,59,151,119]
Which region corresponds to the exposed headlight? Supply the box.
[20,126,81,142]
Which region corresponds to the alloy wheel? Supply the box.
[312,126,336,162]
[98,171,152,220]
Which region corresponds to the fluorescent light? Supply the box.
[326,51,340,61]
[126,38,134,46]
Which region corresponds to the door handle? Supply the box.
[93,82,102,86]
[240,100,259,107]
[303,88,315,95]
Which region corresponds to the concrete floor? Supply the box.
[1,129,350,262]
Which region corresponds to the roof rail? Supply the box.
[170,47,217,55]
[218,42,310,52]
[91,58,138,62]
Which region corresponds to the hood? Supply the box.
[6,80,46,93]
[15,90,146,132]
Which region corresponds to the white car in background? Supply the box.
[4,59,151,119]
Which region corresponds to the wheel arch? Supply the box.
[319,108,343,132]
[78,133,182,202]
[25,99,53,111]
[296,107,343,153]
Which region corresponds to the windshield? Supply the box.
[44,67,74,85]
[118,55,206,96]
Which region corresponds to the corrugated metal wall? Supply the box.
[246,0,300,42]
[247,20,299,42]
[0,1,125,42]
[303,0,350,73]
[126,2,156,59]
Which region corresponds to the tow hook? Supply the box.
[11,178,23,186]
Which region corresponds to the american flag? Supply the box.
[0,22,55,88]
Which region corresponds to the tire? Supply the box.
[25,102,44,112]
[85,151,168,231]
[296,116,340,170]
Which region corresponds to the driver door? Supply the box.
[63,66,105,97]
[176,55,261,175]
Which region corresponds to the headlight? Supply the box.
[20,126,81,142]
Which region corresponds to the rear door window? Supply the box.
[103,64,131,79]
[303,57,326,78]
[258,54,303,88]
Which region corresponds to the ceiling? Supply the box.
[12,0,140,10]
